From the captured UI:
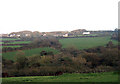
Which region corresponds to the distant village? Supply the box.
[0,29,90,38]
[0,29,114,38]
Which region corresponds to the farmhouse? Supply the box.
[9,34,16,37]
[25,34,31,37]
[63,34,68,37]
[43,34,47,36]
[17,34,21,37]
[83,32,90,35]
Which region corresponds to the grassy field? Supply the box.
[1,72,119,82]
[59,36,118,50]
[77,34,98,36]
[68,34,98,37]
[1,38,20,41]
[0,42,4,44]
[2,47,59,61]
[2,40,31,48]
[7,41,31,44]
[2,36,118,60]
[2,45,22,48]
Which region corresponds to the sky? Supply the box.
[0,0,119,34]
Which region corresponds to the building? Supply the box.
[2,34,9,37]
[17,34,21,37]
[9,34,16,37]
[63,34,68,37]
[83,32,90,35]
[43,34,47,36]
[25,34,31,37]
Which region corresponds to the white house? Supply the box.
[9,34,16,37]
[25,34,30,37]
[63,34,68,37]
[83,32,90,35]
[17,34,21,37]
[43,34,47,36]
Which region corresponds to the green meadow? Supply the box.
[2,36,118,61]
[0,42,4,44]
[2,45,22,48]
[1,72,119,82]
[2,47,59,61]
[1,38,20,41]
[7,41,31,44]
[59,36,118,50]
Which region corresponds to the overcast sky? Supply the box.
[0,0,119,34]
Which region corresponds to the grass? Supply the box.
[2,36,118,60]
[59,36,118,50]
[2,47,59,61]
[2,45,22,48]
[6,41,31,44]
[1,38,20,41]
[2,41,31,48]
[1,72,119,82]
[77,34,98,36]
[0,42,4,44]
[68,34,98,37]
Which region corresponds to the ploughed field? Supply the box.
[1,72,119,82]
[59,36,118,50]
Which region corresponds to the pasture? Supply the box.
[6,41,31,44]
[59,36,118,50]
[2,36,118,60]
[0,42,4,44]
[2,45,22,48]
[1,38,31,48]
[1,38,20,41]
[2,47,59,61]
[1,72,119,82]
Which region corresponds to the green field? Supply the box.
[1,38,20,41]
[59,36,118,50]
[77,34,98,36]
[1,72,119,82]
[2,36,118,60]
[2,47,59,61]
[2,41,31,48]
[0,42,4,44]
[2,45,22,48]
[7,41,31,44]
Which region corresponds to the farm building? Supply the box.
[43,34,47,36]
[17,34,21,37]
[63,34,68,37]
[83,32,90,35]
[9,34,16,37]
[25,34,31,37]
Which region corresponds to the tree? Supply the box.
[83,52,100,68]
[106,41,114,48]
[101,48,119,67]
[15,50,28,69]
